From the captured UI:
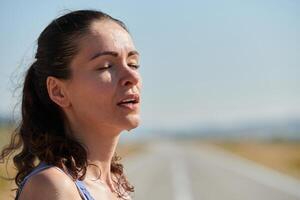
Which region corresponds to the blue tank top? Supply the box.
[17,162,95,200]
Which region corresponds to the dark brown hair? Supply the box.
[0,9,134,199]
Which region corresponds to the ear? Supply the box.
[46,76,70,108]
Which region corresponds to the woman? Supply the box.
[0,9,141,200]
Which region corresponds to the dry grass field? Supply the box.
[0,126,16,199]
[212,140,300,180]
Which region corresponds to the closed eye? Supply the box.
[97,63,113,70]
[128,64,140,69]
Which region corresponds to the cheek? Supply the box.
[98,71,113,84]
[69,72,116,112]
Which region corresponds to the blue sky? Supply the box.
[0,0,299,131]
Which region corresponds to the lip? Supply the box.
[117,93,140,110]
[117,102,139,110]
[117,93,140,105]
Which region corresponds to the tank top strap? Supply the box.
[16,162,95,200]
[17,162,53,198]
[75,180,95,200]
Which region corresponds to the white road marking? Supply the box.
[170,154,194,200]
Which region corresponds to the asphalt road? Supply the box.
[123,140,300,200]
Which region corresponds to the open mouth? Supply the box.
[117,94,140,109]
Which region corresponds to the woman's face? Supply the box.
[65,20,142,134]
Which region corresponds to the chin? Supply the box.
[123,115,141,131]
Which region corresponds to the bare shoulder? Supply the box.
[18,167,82,200]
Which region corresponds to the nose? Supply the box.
[120,64,141,87]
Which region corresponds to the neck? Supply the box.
[85,132,120,187]
[65,119,122,192]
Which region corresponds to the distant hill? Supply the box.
[136,118,300,141]
[0,115,14,126]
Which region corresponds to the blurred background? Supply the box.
[0,0,300,199]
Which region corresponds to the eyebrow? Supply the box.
[128,50,139,57]
[90,51,118,60]
[90,50,139,61]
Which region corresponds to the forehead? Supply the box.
[78,20,135,56]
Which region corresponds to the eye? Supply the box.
[97,62,113,70]
[128,63,140,69]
